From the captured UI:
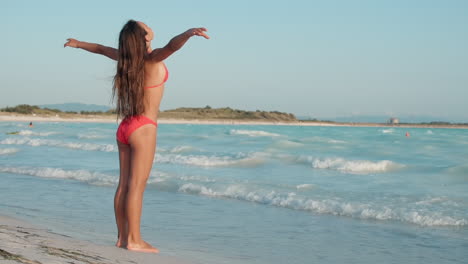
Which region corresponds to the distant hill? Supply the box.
[0,104,297,122]
[160,107,297,121]
[39,103,111,112]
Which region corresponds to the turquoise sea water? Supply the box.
[0,121,467,264]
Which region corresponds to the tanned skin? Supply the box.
[65,22,209,253]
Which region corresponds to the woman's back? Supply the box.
[142,61,168,121]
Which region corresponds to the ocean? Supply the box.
[0,121,467,264]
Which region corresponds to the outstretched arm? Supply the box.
[64,38,118,61]
[148,27,209,62]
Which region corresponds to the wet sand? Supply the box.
[0,214,190,264]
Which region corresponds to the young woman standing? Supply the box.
[65,20,209,253]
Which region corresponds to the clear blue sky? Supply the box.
[1,0,467,121]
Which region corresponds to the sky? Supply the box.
[1,0,467,121]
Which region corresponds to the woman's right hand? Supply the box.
[64,38,80,48]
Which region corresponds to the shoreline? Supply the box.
[1,112,467,129]
[0,213,190,264]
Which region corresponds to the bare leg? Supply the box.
[114,141,131,248]
[126,124,159,253]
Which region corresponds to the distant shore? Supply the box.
[1,112,467,129]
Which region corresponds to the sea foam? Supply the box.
[0,166,118,186]
[0,148,19,155]
[312,158,403,174]
[381,129,395,134]
[17,130,58,136]
[296,184,315,190]
[0,137,116,152]
[270,140,304,149]
[178,183,467,227]
[230,129,281,137]
[168,145,198,153]
[0,166,189,188]
[77,133,106,139]
[155,152,266,168]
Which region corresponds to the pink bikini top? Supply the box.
[144,64,169,89]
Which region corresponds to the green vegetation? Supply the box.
[159,106,297,121]
[0,104,115,116]
[1,104,467,125]
[0,104,298,122]
[1,104,42,114]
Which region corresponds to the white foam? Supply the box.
[279,154,314,166]
[0,137,116,152]
[381,129,395,134]
[155,152,266,168]
[327,139,346,144]
[0,148,20,155]
[230,129,281,137]
[414,197,457,206]
[312,158,403,174]
[17,130,58,136]
[0,167,118,186]
[296,184,315,190]
[426,130,434,135]
[62,142,115,152]
[178,183,467,227]
[271,140,304,149]
[302,136,346,144]
[77,133,106,139]
[169,145,197,153]
[0,166,176,187]
[178,175,216,183]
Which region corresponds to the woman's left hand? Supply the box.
[185,28,210,39]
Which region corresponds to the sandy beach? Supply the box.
[0,214,190,264]
[0,112,467,129]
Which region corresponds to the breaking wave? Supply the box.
[311,158,404,174]
[381,129,395,134]
[1,164,465,227]
[155,152,266,168]
[77,133,107,139]
[270,140,304,149]
[178,183,467,227]
[0,166,209,188]
[168,145,198,153]
[0,137,116,152]
[0,166,118,186]
[277,155,404,174]
[230,129,281,137]
[0,148,19,155]
[17,130,59,136]
[296,184,315,190]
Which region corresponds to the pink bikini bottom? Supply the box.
[116,115,157,145]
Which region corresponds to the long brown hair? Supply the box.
[113,20,147,119]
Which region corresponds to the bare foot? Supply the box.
[126,240,159,253]
[115,238,127,248]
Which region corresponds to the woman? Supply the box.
[64,20,209,253]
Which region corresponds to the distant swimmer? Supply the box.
[29,122,33,128]
[406,132,410,137]
[65,20,209,253]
